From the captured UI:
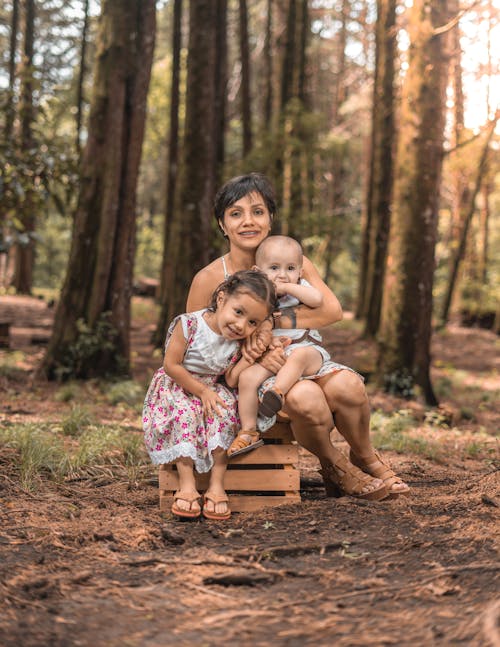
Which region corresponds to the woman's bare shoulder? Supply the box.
[187,257,225,310]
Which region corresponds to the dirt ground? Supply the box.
[0,296,499,646]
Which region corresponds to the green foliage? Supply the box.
[383,369,415,399]
[105,380,145,407]
[33,212,72,290]
[60,405,95,437]
[56,313,126,380]
[134,212,163,280]
[371,410,442,461]
[0,421,149,490]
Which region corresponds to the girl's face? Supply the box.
[219,192,272,251]
[214,290,269,341]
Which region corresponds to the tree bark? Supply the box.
[75,0,90,158]
[162,0,219,323]
[41,0,156,379]
[360,0,397,337]
[153,0,183,349]
[377,0,451,405]
[5,0,20,141]
[239,0,252,156]
[440,117,497,325]
[13,0,36,295]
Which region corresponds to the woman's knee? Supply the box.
[285,380,329,421]
[322,371,368,408]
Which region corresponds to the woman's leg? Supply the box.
[175,457,201,514]
[317,370,409,495]
[205,447,230,515]
[283,380,386,498]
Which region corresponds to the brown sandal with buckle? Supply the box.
[349,450,410,499]
[258,388,284,419]
[227,429,264,458]
[319,447,389,501]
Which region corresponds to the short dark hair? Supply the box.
[208,269,277,315]
[213,173,277,225]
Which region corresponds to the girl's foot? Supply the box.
[227,429,264,458]
[203,491,231,520]
[349,450,410,498]
[319,446,388,501]
[258,388,284,419]
[171,491,202,519]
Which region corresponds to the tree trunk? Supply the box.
[440,117,497,325]
[280,0,297,110]
[360,0,397,337]
[239,0,252,156]
[5,0,20,141]
[75,0,90,158]
[214,0,227,188]
[13,0,36,295]
[377,0,451,405]
[162,0,219,323]
[263,0,273,127]
[41,0,156,380]
[153,0,183,349]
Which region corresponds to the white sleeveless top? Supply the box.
[179,310,239,374]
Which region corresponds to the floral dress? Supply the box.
[143,311,241,473]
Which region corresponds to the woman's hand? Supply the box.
[257,345,287,374]
[200,387,228,418]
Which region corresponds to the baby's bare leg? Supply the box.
[274,347,323,395]
[238,364,273,429]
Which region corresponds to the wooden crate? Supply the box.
[159,422,301,513]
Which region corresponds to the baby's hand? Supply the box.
[200,387,228,418]
[274,281,292,297]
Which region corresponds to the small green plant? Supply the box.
[106,380,144,406]
[60,405,95,437]
[383,369,415,399]
[55,382,80,403]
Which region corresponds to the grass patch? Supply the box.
[0,421,149,490]
[371,409,443,461]
[105,380,145,406]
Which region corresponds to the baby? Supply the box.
[228,236,332,457]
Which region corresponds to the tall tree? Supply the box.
[239,0,252,156]
[5,0,20,141]
[213,0,227,187]
[160,0,219,324]
[12,0,36,294]
[41,0,156,379]
[75,0,90,158]
[153,0,183,349]
[377,0,451,405]
[357,0,397,337]
[440,116,498,325]
[263,0,273,127]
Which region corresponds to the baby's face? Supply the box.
[257,244,302,285]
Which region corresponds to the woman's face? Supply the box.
[220,192,272,252]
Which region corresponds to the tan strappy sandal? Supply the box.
[319,447,389,501]
[349,449,410,499]
[227,429,264,458]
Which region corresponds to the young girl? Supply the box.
[143,270,277,520]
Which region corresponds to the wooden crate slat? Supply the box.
[160,492,301,513]
[159,468,300,492]
[229,444,298,464]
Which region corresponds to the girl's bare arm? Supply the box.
[163,322,210,398]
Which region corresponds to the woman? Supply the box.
[187,173,409,500]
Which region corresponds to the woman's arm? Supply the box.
[277,256,342,329]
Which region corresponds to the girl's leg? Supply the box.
[204,448,230,515]
[283,380,386,497]
[273,347,323,395]
[317,370,409,495]
[175,457,201,513]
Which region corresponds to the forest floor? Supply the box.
[0,295,499,646]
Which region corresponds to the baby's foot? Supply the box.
[227,429,264,458]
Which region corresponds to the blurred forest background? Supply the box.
[0,0,498,403]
